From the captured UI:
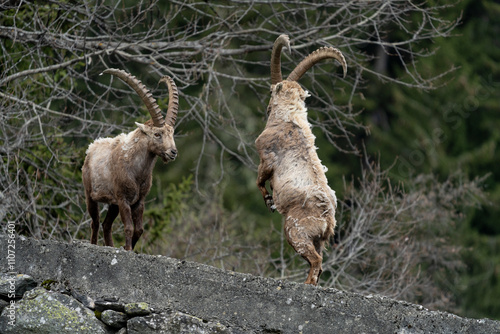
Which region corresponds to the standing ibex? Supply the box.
[256,35,347,285]
[82,69,179,251]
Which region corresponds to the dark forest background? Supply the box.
[1,0,499,320]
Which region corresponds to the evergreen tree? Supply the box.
[353,0,500,319]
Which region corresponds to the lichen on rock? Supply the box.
[127,311,230,334]
[0,287,108,334]
[125,301,151,316]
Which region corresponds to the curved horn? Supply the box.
[102,68,165,127]
[286,47,347,82]
[270,34,291,85]
[158,76,179,128]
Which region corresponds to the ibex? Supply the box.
[256,35,347,285]
[82,69,179,251]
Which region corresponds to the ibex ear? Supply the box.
[275,82,283,93]
[135,122,151,135]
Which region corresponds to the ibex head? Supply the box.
[267,35,347,120]
[102,69,179,163]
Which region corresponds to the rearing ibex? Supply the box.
[256,35,347,285]
[82,69,179,251]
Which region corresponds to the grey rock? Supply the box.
[124,302,151,316]
[0,299,9,313]
[101,309,128,328]
[1,234,500,334]
[40,278,70,294]
[95,298,125,312]
[0,287,109,334]
[0,274,37,298]
[71,289,95,310]
[127,313,165,334]
[127,311,230,334]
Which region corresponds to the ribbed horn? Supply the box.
[102,68,165,127]
[158,76,179,128]
[286,47,347,82]
[270,34,291,85]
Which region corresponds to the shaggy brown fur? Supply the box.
[82,70,178,251]
[256,35,346,285]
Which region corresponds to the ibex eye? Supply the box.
[154,133,161,138]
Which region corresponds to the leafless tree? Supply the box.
[0,0,459,237]
[1,0,467,309]
[268,163,487,310]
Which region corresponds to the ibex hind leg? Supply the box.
[87,198,100,245]
[285,219,323,285]
[308,237,326,285]
[301,244,323,285]
[102,204,119,247]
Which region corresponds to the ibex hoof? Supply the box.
[265,195,276,212]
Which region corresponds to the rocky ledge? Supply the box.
[0,234,499,333]
[0,275,228,333]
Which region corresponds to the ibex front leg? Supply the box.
[131,201,145,250]
[118,200,134,251]
[256,162,276,212]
